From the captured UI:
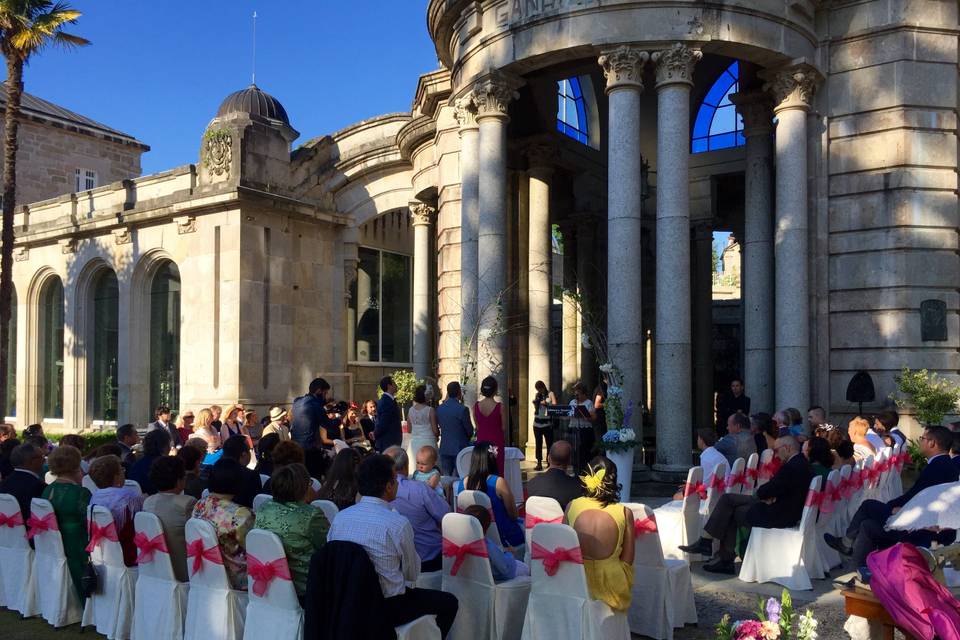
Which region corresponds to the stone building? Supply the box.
[7,1,959,476]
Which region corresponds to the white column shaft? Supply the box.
[528,168,551,401]
[459,127,480,394]
[412,218,431,380]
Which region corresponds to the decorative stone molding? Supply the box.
[112,227,132,245]
[454,92,478,131]
[598,46,649,93]
[203,129,233,177]
[174,215,197,234]
[652,43,702,88]
[730,90,774,137]
[13,246,28,262]
[58,238,76,255]
[472,73,520,121]
[525,144,556,174]
[761,63,822,113]
[409,202,436,226]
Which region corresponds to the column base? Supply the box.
[650,463,692,484]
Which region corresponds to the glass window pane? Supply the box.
[91,271,119,421]
[40,279,64,419]
[557,76,590,144]
[692,138,709,153]
[150,263,181,412]
[709,131,738,150]
[6,288,15,417]
[380,251,411,363]
[355,248,380,362]
[710,105,737,137]
[693,107,713,139]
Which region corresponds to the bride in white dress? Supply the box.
[407,384,440,457]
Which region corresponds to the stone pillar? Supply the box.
[598,45,649,431]
[692,221,714,431]
[762,64,821,412]
[455,94,480,398]
[731,90,775,413]
[577,215,598,390]
[411,202,435,380]
[560,222,579,396]
[652,43,701,472]
[527,145,553,427]
[474,74,519,397]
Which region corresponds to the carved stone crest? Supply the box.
[652,43,702,87]
[13,246,28,262]
[761,64,822,112]
[175,215,197,235]
[473,73,520,120]
[112,227,132,245]
[204,129,233,177]
[409,202,435,227]
[58,238,76,255]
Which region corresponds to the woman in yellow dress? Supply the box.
[565,456,635,611]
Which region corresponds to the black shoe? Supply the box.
[703,559,736,575]
[679,537,713,556]
[535,462,543,471]
[824,533,853,557]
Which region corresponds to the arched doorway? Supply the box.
[149,262,181,411]
[90,269,119,422]
[39,277,64,420]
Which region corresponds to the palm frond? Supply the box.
[6,2,87,55]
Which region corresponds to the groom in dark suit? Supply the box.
[373,376,402,453]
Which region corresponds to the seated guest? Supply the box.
[0,437,19,479]
[255,463,329,598]
[59,435,88,474]
[878,409,906,447]
[144,456,196,582]
[116,423,140,469]
[715,413,756,467]
[804,436,835,483]
[681,436,813,574]
[0,422,14,443]
[42,445,91,600]
[848,416,877,460]
[0,443,45,519]
[464,504,529,582]
[456,442,525,550]
[526,440,582,510]
[952,433,960,471]
[867,415,888,451]
[750,412,776,454]
[834,440,856,469]
[412,445,443,496]
[177,445,206,499]
[176,410,195,445]
[383,446,450,572]
[89,454,145,566]
[255,433,281,477]
[327,454,459,639]
[192,459,255,590]
[827,425,959,572]
[220,435,263,508]
[147,404,180,448]
[786,407,807,440]
[669,428,728,501]
[262,440,308,493]
[262,407,291,441]
[127,428,172,495]
[807,406,827,434]
[566,456,635,611]
[193,408,221,454]
[341,405,369,446]
[316,448,359,511]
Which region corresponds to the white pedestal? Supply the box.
[607,448,636,503]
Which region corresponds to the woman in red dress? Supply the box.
[474,376,507,475]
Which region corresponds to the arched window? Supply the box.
[150,262,180,411]
[91,270,119,422]
[692,61,745,153]
[6,287,15,417]
[39,277,64,419]
[557,77,589,144]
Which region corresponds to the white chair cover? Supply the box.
[82,505,137,639]
[813,470,842,574]
[242,529,303,640]
[0,492,37,616]
[442,512,531,640]
[183,518,248,640]
[700,462,728,526]
[738,476,822,591]
[457,489,503,548]
[520,522,629,640]
[888,443,904,499]
[457,447,524,507]
[456,447,473,479]
[83,474,99,493]
[125,479,143,494]
[743,453,759,494]
[395,614,443,640]
[252,494,272,512]
[132,512,189,640]
[654,466,703,561]
[852,457,874,513]
[829,465,853,537]
[310,477,321,492]
[310,499,339,525]
[625,503,697,640]
[414,570,443,590]
[755,449,775,490]
[45,471,58,484]
[259,474,270,486]
[725,457,747,495]
[30,497,83,627]
[523,496,563,562]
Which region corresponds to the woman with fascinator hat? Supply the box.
[565,455,636,611]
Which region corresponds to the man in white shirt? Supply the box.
[328,454,459,638]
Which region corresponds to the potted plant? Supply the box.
[715,589,818,640]
[893,367,960,471]
[596,366,640,501]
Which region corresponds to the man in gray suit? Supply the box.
[715,412,756,467]
[436,381,473,476]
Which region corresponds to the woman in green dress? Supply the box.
[41,444,91,600]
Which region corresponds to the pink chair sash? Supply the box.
[683,481,707,500]
[134,532,169,564]
[726,471,747,491]
[524,513,562,529]
[442,537,488,576]
[745,467,759,482]
[633,516,658,535]
[804,489,824,508]
[821,481,843,514]
[530,541,583,576]
[865,465,881,487]
[85,520,119,553]
[186,538,224,576]
[758,456,782,480]
[247,553,292,597]
[25,512,59,539]
[709,473,727,493]
[0,511,24,528]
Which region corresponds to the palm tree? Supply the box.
[0,1,88,418]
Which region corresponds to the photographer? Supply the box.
[319,400,349,448]
[291,378,343,449]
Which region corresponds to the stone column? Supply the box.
[411,201,435,380]
[455,94,480,397]
[652,43,701,472]
[560,222,579,395]
[598,45,648,431]
[762,64,821,412]
[527,145,553,417]
[474,74,519,397]
[691,221,714,430]
[731,90,775,413]
[577,214,598,390]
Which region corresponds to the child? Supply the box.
[463,505,529,582]
[413,445,444,497]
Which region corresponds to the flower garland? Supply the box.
[596,362,640,453]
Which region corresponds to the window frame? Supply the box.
[557,77,590,145]
[691,61,745,154]
[350,245,413,367]
[74,167,97,192]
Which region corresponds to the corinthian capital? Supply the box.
[652,43,702,88]
[409,202,436,226]
[473,72,521,121]
[598,46,649,93]
[729,90,774,137]
[761,63,822,113]
[454,92,478,132]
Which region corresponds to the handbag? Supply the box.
[80,560,100,598]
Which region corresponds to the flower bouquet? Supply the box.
[715,589,818,640]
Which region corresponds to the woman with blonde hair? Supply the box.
[848,416,877,461]
[195,408,221,453]
[219,404,247,444]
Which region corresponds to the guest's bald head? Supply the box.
[774,435,800,460]
[547,440,572,469]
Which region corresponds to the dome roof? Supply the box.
[216,84,290,126]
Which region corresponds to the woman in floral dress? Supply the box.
[191,459,255,590]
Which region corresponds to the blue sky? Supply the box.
[19,1,437,174]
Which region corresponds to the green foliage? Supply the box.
[907,438,927,470]
[376,369,423,409]
[47,431,117,457]
[714,614,732,640]
[893,367,960,425]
